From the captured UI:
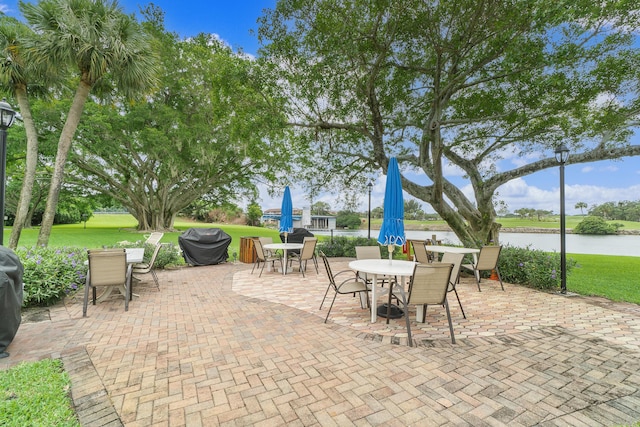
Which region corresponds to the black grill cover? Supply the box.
[179,228,232,266]
[1,246,24,357]
[279,228,314,255]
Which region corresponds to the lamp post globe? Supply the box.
[554,144,570,294]
[0,99,17,246]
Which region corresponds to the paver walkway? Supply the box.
[2,259,640,426]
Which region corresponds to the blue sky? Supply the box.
[3,0,639,216]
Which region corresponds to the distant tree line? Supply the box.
[513,208,554,221]
[588,201,640,222]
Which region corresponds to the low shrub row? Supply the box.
[14,238,576,309]
[318,237,577,292]
[15,242,183,308]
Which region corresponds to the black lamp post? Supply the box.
[555,144,570,294]
[0,99,17,246]
[367,182,373,240]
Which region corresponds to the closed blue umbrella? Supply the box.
[279,186,294,242]
[377,157,405,260]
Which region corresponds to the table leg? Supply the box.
[371,274,377,323]
[282,249,288,275]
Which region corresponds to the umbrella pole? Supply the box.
[388,244,393,262]
[284,232,288,244]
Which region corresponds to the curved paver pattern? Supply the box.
[2,259,640,426]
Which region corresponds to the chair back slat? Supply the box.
[411,241,431,264]
[440,252,464,285]
[134,244,163,272]
[300,238,317,260]
[355,246,381,260]
[408,263,453,306]
[319,251,336,288]
[355,246,381,282]
[254,239,267,261]
[88,250,127,287]
[145,232,164,246]
[148,243,162,265]
[476,245,502,270]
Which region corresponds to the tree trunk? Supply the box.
[37,81,91,247]
[8,86,39,249]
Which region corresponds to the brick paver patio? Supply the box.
[2,259,640,426]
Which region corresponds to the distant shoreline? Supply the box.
[398,223,640,236]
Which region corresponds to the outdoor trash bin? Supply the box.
[179,228,232,266]
[239,236,258,263]
[0,246,24,358]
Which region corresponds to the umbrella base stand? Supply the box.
[377,303,404,319]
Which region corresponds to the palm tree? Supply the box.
[575,201,588,216]
[0,16,54,249]
[19,0,158,246]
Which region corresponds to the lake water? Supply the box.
[313,229,640,257]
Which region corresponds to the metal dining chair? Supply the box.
[440,252,466,318]
[252,239,283,277]
[319,251,370,323]
[390,262,455,346]
[83,249,131,317]
[288,237,318,277]
[461,245,504,291]
[132,243,164,292]
[411,240,431,264]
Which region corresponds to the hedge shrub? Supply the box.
[319,238,577,292]
[15,243,183,308]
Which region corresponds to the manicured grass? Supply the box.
[0,359,79,427]
[567,254,640,304]
[8,214,282,258]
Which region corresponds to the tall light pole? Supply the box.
[555,144,570,294]
[367,182,373,240]
[0,99,17,246]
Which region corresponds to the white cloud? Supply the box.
[581,166,594,173]
[497,179,640,215]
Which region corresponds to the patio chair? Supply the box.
[252,238,282,277]
[144,232,164,246]
[355,246,390,286]
[390,262,455,346]
[288,237,318,277]
[83,249,131,317]
[319,251,370,323]
[303,236,319,273]
[259,237,275,257]
[411,240,431,264]
[424,239,440,262]
[461,245,504,292]
[440,252,466,318]
[132,242,164,292]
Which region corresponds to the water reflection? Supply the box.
[314,229,640,257]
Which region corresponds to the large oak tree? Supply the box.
[258,0,640,246]
[64,12,291,230]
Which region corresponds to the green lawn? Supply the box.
[0,359,79,427]
[567,254,640,304]
[8,214,281,258]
